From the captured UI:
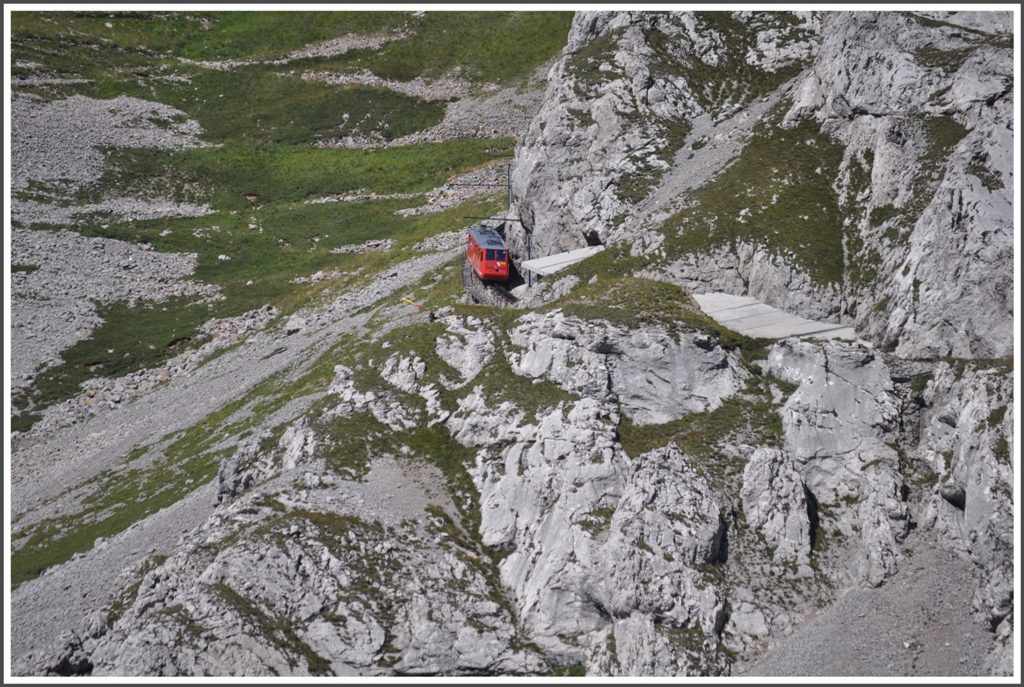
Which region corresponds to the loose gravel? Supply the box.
[309,62,551,149]
[10,92,206,192]
[736,526,994,677]
[395,160,512,217]
[10,228,220,393]
[13,306,279,444]
[177,30,407,71]
[13,198,214,227]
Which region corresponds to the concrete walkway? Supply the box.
[693,292,857,341]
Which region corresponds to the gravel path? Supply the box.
[736,527,993,677]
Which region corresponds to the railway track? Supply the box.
[461,257,517,307]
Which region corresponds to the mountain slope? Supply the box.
[7,10,1016,678]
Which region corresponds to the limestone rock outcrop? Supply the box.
[508,310,747,425]
[916,361,1014,639]
[740,447,812,565]
[88,490,539,676]
[766,339,911,587]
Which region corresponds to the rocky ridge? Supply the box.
[28,287,1012,677]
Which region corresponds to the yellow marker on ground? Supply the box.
[401,298,421,308]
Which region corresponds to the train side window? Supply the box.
[486,249,495,261]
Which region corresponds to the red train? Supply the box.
[467,226,509,281]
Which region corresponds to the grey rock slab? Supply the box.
[767,338,911,588]
[917,361,1014,631]
[740,447,812,564]
[508,309,748,425]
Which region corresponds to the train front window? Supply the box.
[486,249,495,261]
[496,250,507,262]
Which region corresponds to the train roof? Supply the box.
[468,227,507,249]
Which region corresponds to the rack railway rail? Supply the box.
[461,256,517,306]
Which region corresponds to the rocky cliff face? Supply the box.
[499,9,1014,674]
[508,10,1014,359]
[918,360,1014,632]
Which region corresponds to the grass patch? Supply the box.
[617,374,791,490]
[987,404,1007,428]
[909,374,930,394]
[904,11,1012,45]
[336,11,574,86]
[71,59,446,147]
[565,27,623,93]
[967,161,1005,192]
[659,621,727,674]
[577,508,615,536]
[107,554,168,626]
[472,355,578,421]
[660,115,847,287]
[616,116,692,206]
[869,204,901,228]
[914,45,974,72]
[11,411,44,435]
[82,138,514,210]
[10,442,228,589]
[157,74,447,147]
[214,581,333,675]
[539,248,775,363]
[13,296,216,425]
[313,407,398,481]
[907,115,970,220]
